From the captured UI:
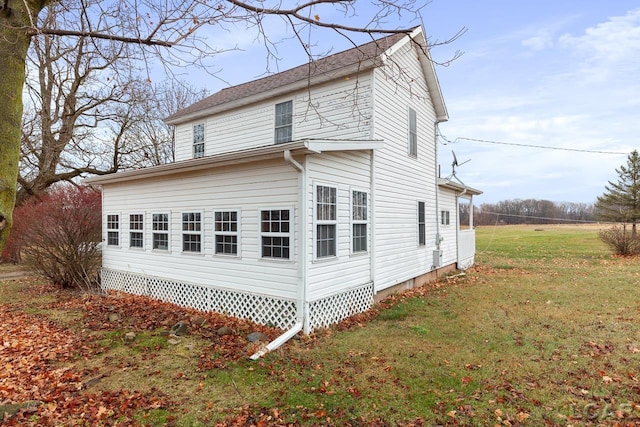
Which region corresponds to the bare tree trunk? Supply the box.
[0,1,45,250]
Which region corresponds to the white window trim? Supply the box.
[181,211,204,254]
[259,207,293,261]
[417,201,426,246]
[313,183,338,261]
[408,107,417,157]
[152,212,171,252]
[350,188,369,255]
[213,209,241,258]
[128,212,145,250]
[193,123,205,158]
[441,210,451,226]
[106,212,121,248]
[274,100,294,144]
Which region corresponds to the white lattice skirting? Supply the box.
[100,269,297,330]
[101,269,374,332]
[307,284,374,331]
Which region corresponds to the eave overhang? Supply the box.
[438,177,483,196]
[83,139,384,186]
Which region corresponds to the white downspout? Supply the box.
[251,149,306,360]
[434,124,443,252]
[250,322,303,360]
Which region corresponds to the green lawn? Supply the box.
[2,224,640,426]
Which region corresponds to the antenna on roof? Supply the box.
[447,150,471,186]
[450,150,470,174]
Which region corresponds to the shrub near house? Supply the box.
[3,186,102,288]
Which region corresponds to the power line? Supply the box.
[444,136,628,155]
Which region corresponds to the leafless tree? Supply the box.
[0,0,461,251]
[17,3,208,204]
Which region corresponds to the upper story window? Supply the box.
[107,214,119,246]
[152,213,169,250]
[418,201,426,246]
[182,212,202,253]
[215,210,239,256]
[193,123,205,158]
[129,214,144,248]
[260,209,291,259]
[351,190,368,253]
[408,108,417,157]
[316,185,337,258]
[274,101,293,144]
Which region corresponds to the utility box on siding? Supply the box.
[433,250,443,268]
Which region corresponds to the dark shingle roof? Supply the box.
[165,31,410,124]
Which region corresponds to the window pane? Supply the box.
[418,202,426,245]
[183,234,201,252]
[107,231,119,246]
[153,233,168,250]
[153,214,168,231]
[193,123,205,158]
[130,232,144,248]
[317,186,336,221]
[275,101,293,144]
[409,108,417,156]
[215,235,238,255]
[317,224,336,257]
[353,191,367,221]
[353,224,367,252]
[260,211,290,259]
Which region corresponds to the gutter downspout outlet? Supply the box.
[250,322,304,360]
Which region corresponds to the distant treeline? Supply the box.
[461,199,596,225]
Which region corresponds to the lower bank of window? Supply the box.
[215,210,238,255]
[316,185,337,258]
[129,214,144,248]
[182,212,202,253]
[260,209,290,259]
[107,214,119,246]
[152,213,169,250]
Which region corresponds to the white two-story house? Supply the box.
[85,26,481,336]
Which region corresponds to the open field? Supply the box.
[1,224,640,425]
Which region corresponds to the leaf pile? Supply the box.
[0,302,169,425]
[0,282,282,425]
[72,290,282,367]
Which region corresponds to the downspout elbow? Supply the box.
[284,150,304,172]
[250,322,304,360]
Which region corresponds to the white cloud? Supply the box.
[521,33,554,51]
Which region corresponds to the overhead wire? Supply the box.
[438,132,628,155]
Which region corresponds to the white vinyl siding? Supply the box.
[294,75,373,141]
[172,73,373,161]
[371,38,440,291]
[100,158,300,300]
[305,152,372,300]
[437,189,458,266]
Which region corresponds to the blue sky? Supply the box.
[179,1,640,205]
